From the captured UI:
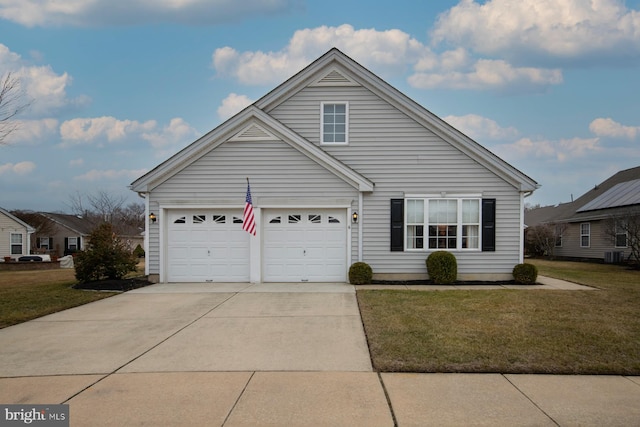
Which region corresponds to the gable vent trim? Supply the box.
[311,69,360,87]
[229,124,279,141]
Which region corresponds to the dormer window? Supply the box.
[321,102,348,144]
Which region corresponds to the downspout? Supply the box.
[358,191,363,262]
[138,192,150,276]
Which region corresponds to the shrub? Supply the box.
[513,263,538,285]
[133,244,145,258]
[349,262,373,285]
[426,251,457,284]
[75,222,138,283]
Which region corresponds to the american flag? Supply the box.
[243,181,256,236]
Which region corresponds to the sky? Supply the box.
[1,0,640,212]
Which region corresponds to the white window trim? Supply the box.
[404,196,482,252]
[10,233,23,255]
[614,222,628,248]
[320,101,349,145]
[580,222,590,248]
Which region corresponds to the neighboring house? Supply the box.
[30,212,144,256]
[130,48,538,284]
[525,166,640,262]
[32,212,94,256]
[0,207,35,260]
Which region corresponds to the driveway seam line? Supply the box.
[502,374,560,426]
[221,371,255,426]
[377,373,399,427]
[62,291,240,402]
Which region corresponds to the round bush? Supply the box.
[426,251,457,284]
[349,262,373,285]
[512,263,538,285]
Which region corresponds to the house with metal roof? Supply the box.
[525,166,640,262]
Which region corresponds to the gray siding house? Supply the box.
[0,207,35,261]
[131,48,538,283]
[525,166,640,262]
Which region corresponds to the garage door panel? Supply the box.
[167,210,249,282]
[264,209,347,282]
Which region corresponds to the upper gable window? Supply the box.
[321,102,348,144]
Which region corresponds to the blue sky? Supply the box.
[1,0,639,212]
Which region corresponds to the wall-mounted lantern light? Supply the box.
[149,212,157,223]
[352,211,358,223]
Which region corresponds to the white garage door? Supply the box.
[263,209,347,282]
[167,210,249,282]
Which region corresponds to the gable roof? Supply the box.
[131,48,537,194]
[525,165,640,224]
[130,106,374,193]
[0,207,36,233]
[39,212,95,235]
[255,48,538,193]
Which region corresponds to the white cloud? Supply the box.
[217,93,254,120]
[212,24,429,86]
[69,158,84,167]
[141,117,199,149]
[59,116,157,146]
[0,161,36,175]
[74,168,148,181]
[493,136,601,162]
[0,43,88,117]
[0,0,301,27]
[589,118,639,139]
[409,57,562,91]
[443,114,518,141]
[3,118,58,144]
[212,25,562,92]
[431,0,640,64]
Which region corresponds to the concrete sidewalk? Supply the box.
[1,281,638,426]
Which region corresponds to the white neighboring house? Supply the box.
[0,207,35,261]
[131,48,538,284]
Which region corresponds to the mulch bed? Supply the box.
[370,279,524,286]
[73,277,153,292]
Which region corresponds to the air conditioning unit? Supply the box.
[605,251,625,263]
[612,251,624,263]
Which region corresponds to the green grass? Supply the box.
[0,268,117,329]
[357,259,640,374]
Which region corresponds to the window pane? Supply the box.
[462,225,479,249]
[324,115,334,124]
[407,225,424,249]
[324,104,334,113]
[407,200,424,223]
[462,199,479,223]
[11,234,22,244]
[334,133,345,142]
[335,104,346,113]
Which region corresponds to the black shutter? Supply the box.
[390,199,404,252]
[64,237,68,249]
[49,238,53,249]
[482,199,496,252]
[78,237,82,250]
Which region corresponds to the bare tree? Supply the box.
[67,190,143,233]
[603,206,640,265]
[526,222,567,258]
[0,72,30,145]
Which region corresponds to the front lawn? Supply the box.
[0,269,117,329]
[357,259,640,374]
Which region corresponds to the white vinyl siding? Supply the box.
[147,139,358,277]
[269,84,523,276]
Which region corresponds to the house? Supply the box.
[0,207,35,261]
[525,166,640,262]
[29,212,144,256]
[30,212,93,256]
[130,48,538,284]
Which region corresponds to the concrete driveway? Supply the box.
[1,282,639,426]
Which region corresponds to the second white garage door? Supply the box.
[263,209,347,282]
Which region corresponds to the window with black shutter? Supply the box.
[481,198,496,252]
